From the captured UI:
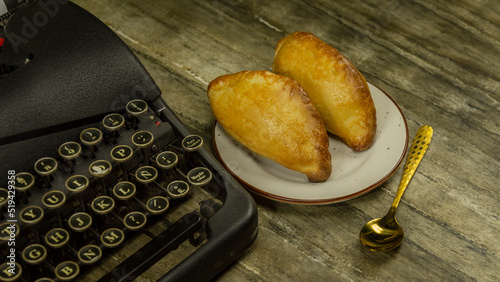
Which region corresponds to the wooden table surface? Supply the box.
[73,0,499,281]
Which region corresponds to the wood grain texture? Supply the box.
[72,0,500,281]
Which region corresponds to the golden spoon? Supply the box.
[360,125,433,251]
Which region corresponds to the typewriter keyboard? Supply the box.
[0,100,222,281]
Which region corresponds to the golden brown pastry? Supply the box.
[208,70,331,182]
[273,31,376,151]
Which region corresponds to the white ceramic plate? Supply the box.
[213,83,408,204]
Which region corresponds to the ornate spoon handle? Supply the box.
[389,125,434,214]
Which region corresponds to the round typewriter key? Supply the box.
[55,261,79,281]
[0,222,19,242]
[167,180,190,198]
[59,141,82,160]
[68,212,92,232]
[146,196,169,214]
[0,262,21,281]
[101,228,125,248]
[0,188,7,207]
[89,160,112,177]
[156,151,178,169]
[187,167,213,187]
[135,166,158,184]
[103,113,125,131]
[22,244,47,265]
[42,190,66,209]
[34,157,58,175]
[20,205,44,225]
[182,135,204,152]
[80,128,103,146]
[132,130,154,147]
[113,181,136,200]
[123,211,147,231]
[91,196,115,215]
[111,144,134,162]
[78,244,102,265]
[126,99,148,116]
[65,175,89,193]
[13,172,35,191]
[45,228,70,248]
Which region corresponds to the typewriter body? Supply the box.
[0,2,258,281]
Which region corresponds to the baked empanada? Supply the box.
[208,70,331,182]
[273,32,376,151]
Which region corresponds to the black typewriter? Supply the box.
[0,1,258,281]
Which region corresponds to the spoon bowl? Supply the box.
[359,125,433,251]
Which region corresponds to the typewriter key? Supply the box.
[22,244,47,265]
[111,145,134,162]
[182,135,204,152]
[78,245,102,265]
[34,157,58,176]
[68,212,92,232]
[187,167,213,187]
[91,196,115,215]
[0,222,19,242]
[13,172,35,192]
[0,262,22,281]
[126,99,148,116]
[100,228,125,248]
[132,130,154,147]
[54,261,79,281]
[42,190,66,209]
[89,160,112,177]
[65,175,89,193]
[103,113,125,131]
[59,141,82,160]
[135,166,158,184]
[45,228,70,248]
[113,181,136,200]
[123,211,147,231]
[80,128,103,146]
[20,205,44,225]
[146,196,169,214]
[156,151,178,169]
[167,180,190,198]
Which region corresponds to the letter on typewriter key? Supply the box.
[0,262,22,281]
[91,196,115,215]
[126,99,148,116]
[0,222,19,242]
[80,128,103,146]
[45,228,70,248]
[68,212,93,232]
[55,261,79,281]
[132,131,154,148]
[22,244,47,265]
[20,206,44,225]
[110,145,134,162]
[113,181,136,200]
[78,245,102,265]
[65,175,89,193]
[34,157,58,176]
[135,166,158,184]
[42,190,66,209]
[100,228,125,248]
[103,113,125,131]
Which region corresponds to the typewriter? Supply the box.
[0,1,258,281]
